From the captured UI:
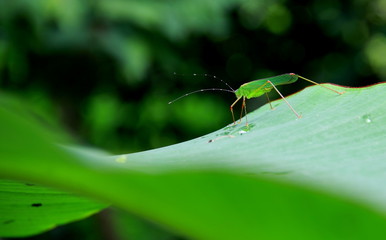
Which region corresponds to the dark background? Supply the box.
[1,0,385,239]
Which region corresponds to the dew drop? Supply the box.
[115,155,128,163]
[207,135,235,143]
[239,130,247,135]
[362,114,372,123]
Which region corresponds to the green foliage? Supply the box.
[1,83,386,239]
[0,0,242,83]
[1,0,385,154]
[0,180,106,237]
[1,0,386,239]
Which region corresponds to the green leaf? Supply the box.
[0,180,106,237]
[0,96,108,237]
[1,83,386,239]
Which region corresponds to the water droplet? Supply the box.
[239,130,247,135]
[207,135,235,143]
[362,114,372,123]
[115,155,128,163]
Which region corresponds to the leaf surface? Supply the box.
[1,83,386,239]
[0,180,105,237]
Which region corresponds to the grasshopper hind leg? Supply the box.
[265,92,274,110]
[267,80,302,119]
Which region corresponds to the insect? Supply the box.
[169,73,344,125]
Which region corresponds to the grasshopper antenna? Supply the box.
[168,88,234,104]
[201,73,235,92]
[169,72,235,104]
[173,72,235,91]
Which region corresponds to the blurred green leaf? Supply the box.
[122,37,151,81]
[1,83,386,239]
[97,0,239,40]
[0,0,383,158]
[0,180,106,237]
[85,93,120,142]
[264,4,292,34]
[365,34,386,79]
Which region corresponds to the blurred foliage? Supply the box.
[0,0,385,152]
[1,0,386,238]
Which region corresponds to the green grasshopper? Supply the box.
[169,73,344,125]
